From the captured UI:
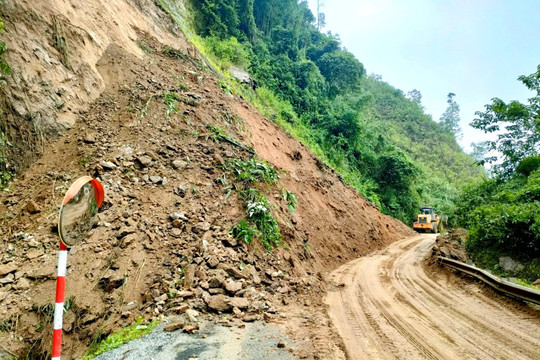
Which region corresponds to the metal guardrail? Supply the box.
[437,256,540,305]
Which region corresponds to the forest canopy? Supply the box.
[183,0,484,223]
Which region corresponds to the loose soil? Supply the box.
[0,4,412,358]
[327,234,540,360]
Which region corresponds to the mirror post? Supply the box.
[52,177,104,360]
[51,241,67,360]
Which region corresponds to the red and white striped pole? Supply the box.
[52,241,68,360]
[52,177,104,360]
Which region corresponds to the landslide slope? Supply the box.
[0,1,412,358]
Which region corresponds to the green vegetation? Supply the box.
[224,157,279,185]
[221,156,283,250]
[177,0,482,223]
[82,318,158,359]
[457,65,540,281]
[283,189,297,212]
[162,92,181,117]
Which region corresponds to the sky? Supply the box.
[306,0,540,151]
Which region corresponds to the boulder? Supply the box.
[499,257,524,272]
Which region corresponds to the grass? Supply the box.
[162,92,180,117]
[52,16,71,69]
[206,124,254,153]
[82,318,158,359]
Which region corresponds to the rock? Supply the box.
[172,160,188,170]
[149,176,163,184]
[242,314,259,322]
[118,226,136,239]
[533,279,540,286]
[206,295,232,312]
[438,246,450,257]
[0,263,17,276]
[208,273,225,288]
[172,304,190,314]
[137,155,153,168]
[207,256,219,268]
[176,291,194,298]
[225,280,242,293]
[25,200,41,214]
[175,185,187,198]
[26,248,44,259]
[170,212,189,221]
[499,257,524,272]
[83,133,96,144]
[185,309,199,322]
[164,318,186,332]
[277,340,286,348]
[27,263,55,280]
[183,324,199,333]
[0,273,14,285]
[172,219,183,228]
[184,264,196,289]
[229,297,249,309]
[122,301,138,312]
[100,161,117,170]
[171,228,182,238]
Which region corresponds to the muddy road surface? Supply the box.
[327,234,540,360]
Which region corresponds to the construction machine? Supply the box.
[413,207,440,233]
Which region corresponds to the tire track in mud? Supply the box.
[326,235,540,360]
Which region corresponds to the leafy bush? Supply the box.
[204,36,251,69]
[239,189,281,250]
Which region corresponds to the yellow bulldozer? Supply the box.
[413,207,441,233]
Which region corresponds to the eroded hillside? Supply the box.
[0,1,412,358]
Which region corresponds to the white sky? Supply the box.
[307,0,540,151]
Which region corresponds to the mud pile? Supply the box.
[0,5,412,360]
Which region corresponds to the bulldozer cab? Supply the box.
[420,207,435,216]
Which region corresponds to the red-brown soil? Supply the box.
[0,3,413,359]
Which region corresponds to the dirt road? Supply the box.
[327,234,540,360]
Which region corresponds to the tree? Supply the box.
[439,92,463,140]
[406,89,423,109]
[471,65,540,176]
[469,141,490,165]
[315,50,365,97]
[316,0,326,30]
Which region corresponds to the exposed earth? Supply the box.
[327,234,540,360]
[1,1,538,359]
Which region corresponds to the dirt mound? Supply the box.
[0,8,412,360]
[431,229,469,263]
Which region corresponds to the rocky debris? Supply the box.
[164,318,186,332]
[83,133,97,144]
[25,200,41,214]
[172,159,188,170]
[184,264,196,289]
[0,273,14,285]
[137,155,153,168]
[432,229,468,262]
[0,263,17,277]
[533,279,540,286]
[100,161,118,171]
[205,294,231,312]
[498,257,524,272]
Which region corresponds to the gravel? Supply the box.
[94,320,295,360]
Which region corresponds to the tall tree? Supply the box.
[406,89,423,109]
[439,92,463,140]
[316,0,326,30]
[471,65,540,176]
